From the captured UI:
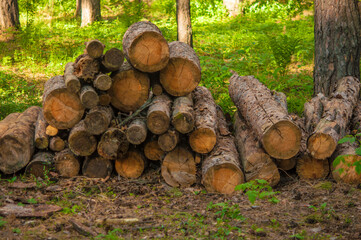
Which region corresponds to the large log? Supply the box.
[189,86,217,154]
[234,113,280,187]
[84,106,113,135]
[160,41,201,96]
[42,76,84,129]
[123,21,169,73]
[171,94,194,134]
[0,112,21,136]
[144,138,164,161]
[115,148,147,178]
[34,110,49,150]
[25,152,54,179]
[80,85,99,109]
[64,62,81,93]
[74,54,100,82]
[85,40,104,59]
[49,136,66,152]
[126,119,147,145]
[68,120,97,156]
[229,73,301,159]
[54,148,80,177]
[82,156,113,179]
[101,48,124,72]
[202,107,245,194]
[0,106,41,174]
[108,62,150,113]
[308,76,360,159]
[97,128,129,160]
[158,129,179,152]
[147,94,172,135]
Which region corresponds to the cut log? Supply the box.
[0,106,41,174]
[271,90,288,112]
[80,85,99,109]
[275,159,296,171]
[160,41,201,96]
[34,110,49,150]
[304,93,326,133]
[149,72,163,96]
[351,100,361,131]
[25,152,54,179]
[94,74,112,91]
[229,73,301,159]
[296,155,330,180]
[82,156,113,179]
[0,112,21,136]
[144,138,164,161]
[49,136,66,152]
[123,21,169,72]
[126,119,147,145]
[115,149,147,178]
[43,76,84,129]
[85,40,104,59]
[158,129,179,152]
[54,148,80,177]
[202,106,245,194]
[101,48,124,72]
[161,146,196,187]
[171,94,194,134]
[147,94,172,134]
[108,62,150,113]
[98,92,112,106]
[46,125,58,136]
[84,106,113,135]
[0,204,62,218]
[68,120,97,156]
[308,76,360,159]
[64,62,81,93]
[189,86,217,154]
[234,113,280,187]
[74,54,100,82]
[97,127,129,160]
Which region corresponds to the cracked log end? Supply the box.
[307,133,337,160]
[189,128,217,154]
[296,155,330,180]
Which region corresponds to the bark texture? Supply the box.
[0,0,19,29]
[81,0,101,27]
[147,94,172,135]
[34,110,49,150]
[74,55,100,82]
[176,0,193,47]
[64,62,81,93]
[171,94,194,134]
[97,128,129,160]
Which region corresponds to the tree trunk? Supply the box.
[75,0,81,17]
[0,0,20,30]
[85,39,104,59]
[97,127,129,160]
[101,48,124,72]
[64,62,81,93]
[68,120,97,156]
[0,106,41,174]
[158,129,179,152]
[146,94,172,135]
[42,76,84,129]
[314,0,361,96]
[122,21,169,73]
[49,136,66,152]
[176,0,193,47]
[25,152,54,179]
[80,85,99,109]
[160,41,201,97]
[74,55,100,82]
[84,106,113,135]
[229,73,301,159]
[115,148,147,178]
[171,94,194,134]
[34,110,49,150]
[83,156,113,178]
[144,138,164,161]
[54,148,80,177]
[202,106,245,194]
[126,119,148,145]
[81,0,101,27]
[94,74,112,91]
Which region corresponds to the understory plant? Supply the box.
[235,179,280,204]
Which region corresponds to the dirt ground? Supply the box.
[1,162,361,240]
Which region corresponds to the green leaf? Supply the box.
[353,161,361,175]
[245,190,258,204]
[333,156,344,168]
[338,136,356,144]
[355,147,361,156]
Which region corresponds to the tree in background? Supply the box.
[176,0,193,47]
[75,0,81,17]
[0,0,20,30]
[313,0,361,96]
[81,0,101,27]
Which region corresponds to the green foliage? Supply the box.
[334,133,361,175]
[27,198,38,204]
[96,228,123,240]
[0,217,7,228]
[235,179,280,204]
[118,0,148,27]
[207,201,246,222]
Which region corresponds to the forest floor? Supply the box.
[0,162,360,240]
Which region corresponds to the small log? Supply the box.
[189,86,217,154]
[0,106,41,174]
[43,76,84,129]
[82,156,113,179]
[101,48,124,72]
[160,41,201,96]
[80,85,99,109]
[108,62,150,113]
[144,138,164,161]
[161,146,196,187]
[49,136,66,152]
[97,128,129,160]
[229,73,301,159]
[85,40,105,59]
[84,106,113,135]
[234,113,280,187]
[94,74,112,91]
[149,72,163,96]
[171,94,194,134]
[115,148,148,178]
[25,152,54,179]
[68,120,97,156]
[46,125,58,136]
[158,129,179,152]
[275,159,296,171]
[296,155,330,180]
[64,62,81,93]
[74,54,100,82]
[34,110,49,150]
[202,107,245,194]
[123,21,169,72]
[126,119,147,145]
[98,91,112,106]
[304,93,326,133]
[54,148,81,177]
[147,94,172,135]
[0,204,62,218]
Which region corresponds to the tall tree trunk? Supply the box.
[75,0,82,17]
[81,0,101,27]
[314,0,361,96]
[0,0,20,30]
[176,0,193,47]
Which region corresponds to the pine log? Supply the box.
[0,113,21,136]
[25,152,54,179]
[161,146,196,187]
[34,110,49,150]
[94,74,112,91]
[97,128,129,160]
[64,62,81,93]
[43,76,84,129]
[171,94,194,134]
[101,48,124,72]
[160,41,201,96]
[84,106,113,135]
[74,54,100,82]
[54,148,80,177]
[234,113,280,187]
[147,94,172,135]
[202,106,245,194]
[46,125,58,136]
[108,62,150,113]
[229,73,301,159]
[304,93,326,133]
[308,76,360,159]
[82,156,113,179]
[0,106,41,174]
[123,21,169,72]
[85,40,104,59]
[80,85,99,109]
[49,136,66,152]
[98,91,111,106]
[296,155,330,180]
[158,129,179,152]
[144,138,164,161]
[149,72,163,96]
[115,148,148,178]
[189,86,217,154]
[68,120,97,156]
[126,119,147,145]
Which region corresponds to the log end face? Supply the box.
[172,113,194,134]
[144,140,164,161]
[83,157,113,179]
[147,112,170,135]
[86,40,104,59]
[308,133,337,160]
[69,132,97,156]
[126,126,147,145]
[25,161,53,179]
[189,128,217,154]
[332,155,361,184]
[35,138,49,150]
[115,151,145,178]
[296,156,330,180]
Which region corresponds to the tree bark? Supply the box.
[126,119,148,145]
[83,106,113,135]
[54,148,80,177]
[34,110,49,150]
[74,54,100,82]
[144,138,164,161]
[171,94,194,134]
[68,120,97,156]
[115,148,148,178]
[81,0,101,27]
[176,0,193,47]
[25,152,54,179]
[64,62,81,93]
[0,0,20,30]
[75,0,82,17]
[303,93,326,133]
[101,48,124,72]
[83,155,113,178]
[314,0,361,96]
[147,94,172,135]
[97,127,129,160]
